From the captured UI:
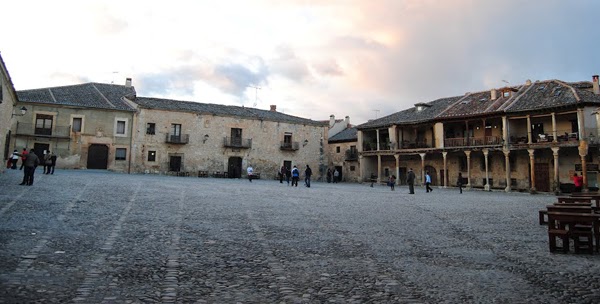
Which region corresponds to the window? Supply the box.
[35,114,53,135]
[115,148,126,160]
[350,145,357,154]
[148,150,156,162]
[146,123,156,135]
[284,132,292,144]
[336,146,341,153]
[72,117,82,132]
[116,120,126,135]
[350,166,356,171]
[503,91,510,98]
[231,128,242,145]
[171,124,181,136]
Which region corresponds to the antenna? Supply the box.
[502,80,509,85]
[373,109,380,119]
[248,85,261,107]
[111,71,119,84]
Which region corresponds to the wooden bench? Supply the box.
[198,170,208,177]
[571,193,600,208]
[556,196,592,204]
[253,173,261,179]
[547,212,600,254]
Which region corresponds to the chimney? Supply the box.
[593,75,599,95]
[491,89,497,100]
[525,79,532,86]
[345,116,350,127]
[270,105,277,112]
[125,77,132,87]
[329,115,335,127]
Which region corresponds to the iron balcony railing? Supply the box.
[223,137,252,148]
[444,136,501,147]
[280,141,299,151]
[345,150,358,160]
[165,134,189,144]
[15,122,70,138]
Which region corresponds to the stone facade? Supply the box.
[0,54,18,163]
[128,97,329,180]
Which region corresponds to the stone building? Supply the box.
[13,81,136,171]
[327,126,359,182]
[358,77,600,193]
[0,53,20,163]
[126,97,329,179]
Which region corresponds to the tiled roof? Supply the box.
[438,88,521,118]
[328,127,357,143]
[17,83,137,111]
[0,53,18,103]
[133,97,327,126]
[504,80,600,112]
[357,96,460,129]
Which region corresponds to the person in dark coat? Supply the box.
[285,166,291,185]
[19,149,40,186]
[304,165,312,188]
[279,165,287,183]
[457,172,463,194]
[407,168,416,194]
[326,168,332,183]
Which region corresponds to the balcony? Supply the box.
[400,140,430,149]
[345,150,358,161]
[280,141,299,151]
[15,122,70,139]
[165,134,189,144]
[224,137,252,148]
[444,136,501,147]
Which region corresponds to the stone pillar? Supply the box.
[483,149,490,191]
[394,154,400,183]
[503,149,511,192]
[528,149,536,193]
[377,154,382,184]
[389,126,397,150]
[419,153,426,186]
[465,150,471,189]
[578,108,586,140]
[552,147,560,194]
[579,140,589,191]
[359,155,365,183]
[551,113,558,143]
[527,115,532,144]
[442,152,448,188]
[376,129,380,151]
[502,116,509,148]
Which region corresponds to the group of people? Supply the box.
[276,164,312,187]
[395,168,437,194]
[6,148,57,186]
[326,168,341,183]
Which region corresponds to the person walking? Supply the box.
[285,166,291,185]
[49,151,57,174]
[44,151,53,174]
[333,169,340,183]
[10,150,19,169]
[407,168,415,194]
[425,171,433,192]
[389,175,396,191]
[19,148,39,186]
[247,165,254,182]
[326,168,332,183]
[279,165,287,183]
[291,165,299,187]
[304,165,312,187]
[457,172,463,194]
[19,148,28,170]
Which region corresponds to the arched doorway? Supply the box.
[228,157,242,178]
[424,165,437,185]
[87,144,108,169]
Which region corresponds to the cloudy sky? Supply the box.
[1,0,599,124]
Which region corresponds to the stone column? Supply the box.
[552,147,560,194]
[442,152,448,188]
[465,150,471,189]
[419,153,426,186]
[527,115,532,144]
[579,140,589,191]
[394,154,400,182]
[376,129,380,151]
[377,154,382,184]
[551,113,558,143]
[528,149,536,193]
[502,116,509,148]
[389,126,397,150]
[503,149,511,192]
[359,155,365,183]
[483,149,490,191]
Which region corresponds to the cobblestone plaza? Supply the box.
[1,170,599,303]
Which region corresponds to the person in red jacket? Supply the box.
[573,172,583,192]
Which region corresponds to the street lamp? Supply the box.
[11,106,27,117]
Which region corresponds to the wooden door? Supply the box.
[535,163,550,192]
[87,144,108,169]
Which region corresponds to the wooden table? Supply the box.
[547,212,600,254]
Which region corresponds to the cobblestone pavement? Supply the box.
[1,169,599,303]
